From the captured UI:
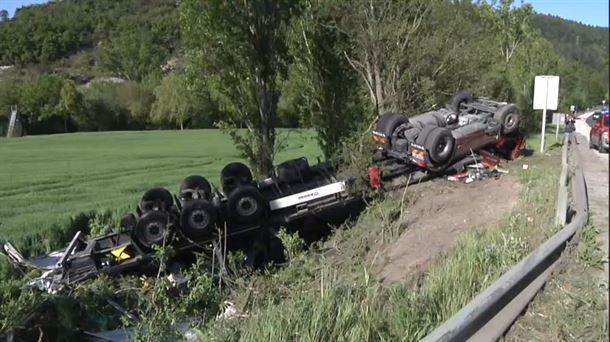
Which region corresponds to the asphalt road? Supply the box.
[574,111,609,308]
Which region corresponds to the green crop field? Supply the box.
[0,130,320,247]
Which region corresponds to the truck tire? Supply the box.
[449,92,474,112]
[494,104,520,134]
[133,210,169,250]
[376,113,409,138]
[140,188,174,212]
[179,199,217,240]
[277,157,310,184]
[120,213,137,231]
[227,185,266,224]
[221,162,253,194]
[179,175,212,200]
[424,127,455,165]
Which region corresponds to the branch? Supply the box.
[343,51,375,103]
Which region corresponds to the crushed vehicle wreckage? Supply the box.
[1,91,526,294]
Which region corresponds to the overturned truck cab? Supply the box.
[372,92,526,176]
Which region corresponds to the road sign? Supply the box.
[552,113,566,142]
[552,113,565,125]
[533,75,560,152]
[533,76,560,110]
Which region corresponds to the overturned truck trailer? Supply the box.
[2,158,365,292]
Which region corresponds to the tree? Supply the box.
[287,0,366,158]
[101,25,166,82]
[181,0,302,176]
[56,80,82,132]
[337,0,431,115]
[489,0,534,65]
[151,74,193,130]
[19,75,65,133]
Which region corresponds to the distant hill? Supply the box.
[0,0,179,80]
[532,14,609,77]
[1,2,606,83]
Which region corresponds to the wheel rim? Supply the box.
[188,209,210,230]
[505,113,517,130]
[236,196,258,217]
[143,221,165,244]
[434,136,453,162]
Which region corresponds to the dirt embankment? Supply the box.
[373,175,522,284]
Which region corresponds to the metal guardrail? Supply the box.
[422,134,588,342]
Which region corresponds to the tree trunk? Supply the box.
[64,117,68,133]
[180,119,184,131]
[373,55,384,113]
[258,85,274,177]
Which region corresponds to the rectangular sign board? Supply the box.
[552,113,565,125]
[533,75,560,110]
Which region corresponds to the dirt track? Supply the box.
[374,175,521,283]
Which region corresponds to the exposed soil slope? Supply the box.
[374,175,522,283]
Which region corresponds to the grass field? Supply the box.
[0,130,320,248]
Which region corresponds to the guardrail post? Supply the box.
[555,135,569,226]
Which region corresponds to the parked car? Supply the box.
[589,110,609,153]
[2,158,364,292]
[586,111,601,127]
[372,92,525,173]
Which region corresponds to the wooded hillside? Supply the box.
[0,0,607,145]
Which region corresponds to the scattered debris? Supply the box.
[446,151,510,184]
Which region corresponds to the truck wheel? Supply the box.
[376,113,409,139]
[424,127,455,165]
[180,175,212,200]
[449,92,474,112]
[134,211,169,250]
[277,157,310,184]
[140,188,174,212]
[494,104,520,134]
[179,199,217,240]
[120,213,137,231]
[221,162,253,194]
[227,185,266,224]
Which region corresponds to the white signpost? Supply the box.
[533,75,560,152]
[552,113,565,142]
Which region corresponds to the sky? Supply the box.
[0,0,609,27]
[523,0,609,27]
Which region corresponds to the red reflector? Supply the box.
[368,166,381,190]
